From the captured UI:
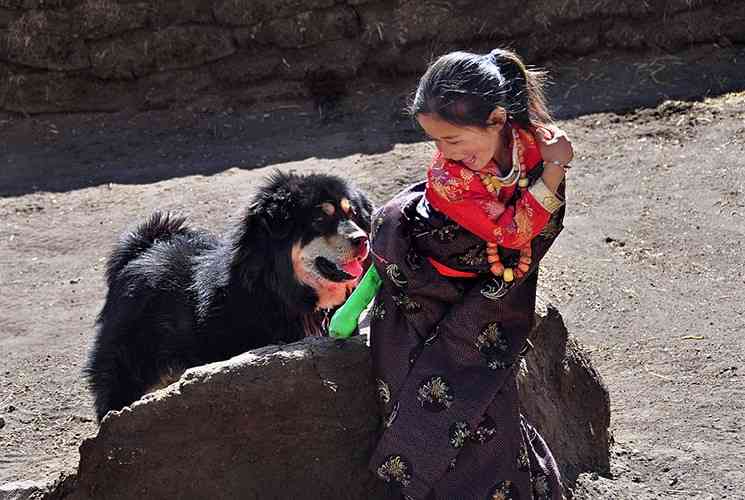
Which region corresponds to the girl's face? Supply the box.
[416,112,504,171]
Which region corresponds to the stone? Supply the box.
[212,0,335,27]
[572,472,654,500]
[0,480,46,500]
[210,50,284,85]
[0,10,89,70]
[257,6,359,49]
[1,70,135,114]
[58,339,385,500]
[37,301,609,499]
[69,0,150,40]
[1,0,741,113]
[0,474,76,500]
[518,298,612,485]
[89,26,235,80]
[137,68,217,110]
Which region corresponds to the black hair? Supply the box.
[409,48,551,129]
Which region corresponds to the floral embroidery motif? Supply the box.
[517,440,530,471]
[477,198,508,221]
[470,415,498,444]
[538,212,563,240]
[384,401,399,428]
[492,202,535,247]
[532,473,551,499]
[416,376,454,412]
[370,300,386,322]
[376,455,412,487]
[429,155,476,203]
[376,379,391,406]
[449,421,471,449]
[393,293,422,314]
[404,247,423,270]
[488,480,520,500]
[455,244,488,267]
[407,215,431,239]
[432,223,459,243]
[476,323,512,370]
[511,204,535,247]
[385,263,408,288]
[481,278,511,300]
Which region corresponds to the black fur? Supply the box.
[85,172,372,422]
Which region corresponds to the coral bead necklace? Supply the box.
[483,138,532,283]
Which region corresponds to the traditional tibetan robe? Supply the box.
[368,135,566,499]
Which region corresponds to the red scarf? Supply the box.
[425,124,548,247]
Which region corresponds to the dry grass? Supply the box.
[6,11,48,53]
[79,0,123,34]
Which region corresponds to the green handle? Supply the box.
[328,265,382,338]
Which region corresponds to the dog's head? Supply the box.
[232,171,372,313]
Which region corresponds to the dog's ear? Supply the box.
[231,190,297,286]
[252,186,297,239]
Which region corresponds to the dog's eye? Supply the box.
[340,198,352,214]
[319,202,335,216]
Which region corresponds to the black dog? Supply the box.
[85,172,371,422]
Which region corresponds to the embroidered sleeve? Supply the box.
[527,178,564,214]
[490,179,564,249]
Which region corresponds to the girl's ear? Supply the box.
[487,107,507,129]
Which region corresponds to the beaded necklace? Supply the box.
[481,127,532,283]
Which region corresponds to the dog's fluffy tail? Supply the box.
[106,211,189,286]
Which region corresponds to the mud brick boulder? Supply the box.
[1,0,742,114]
[45,300,609,500]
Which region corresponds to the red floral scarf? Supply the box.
[425,124,546,246]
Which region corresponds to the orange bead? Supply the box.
[518,262,530,272]
[490,263,505,276]
[487,254,501,264]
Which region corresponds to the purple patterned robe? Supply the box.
[368,180,565,500]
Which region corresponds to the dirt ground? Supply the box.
[1,44,744,498]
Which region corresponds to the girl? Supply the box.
[333,48,570,499]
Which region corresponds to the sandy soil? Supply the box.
[1,44,744,498]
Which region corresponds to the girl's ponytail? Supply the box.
[487,49,551,128]
[409,48,552,129]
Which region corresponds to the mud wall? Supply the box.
[0,0,743,114]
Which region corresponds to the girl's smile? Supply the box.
[416,112,509,172]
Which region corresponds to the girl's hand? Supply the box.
[534,125,573,194]
[535,125,573,167]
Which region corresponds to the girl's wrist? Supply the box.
[541,163,565,194]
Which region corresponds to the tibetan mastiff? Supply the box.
[85,172,372,422]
